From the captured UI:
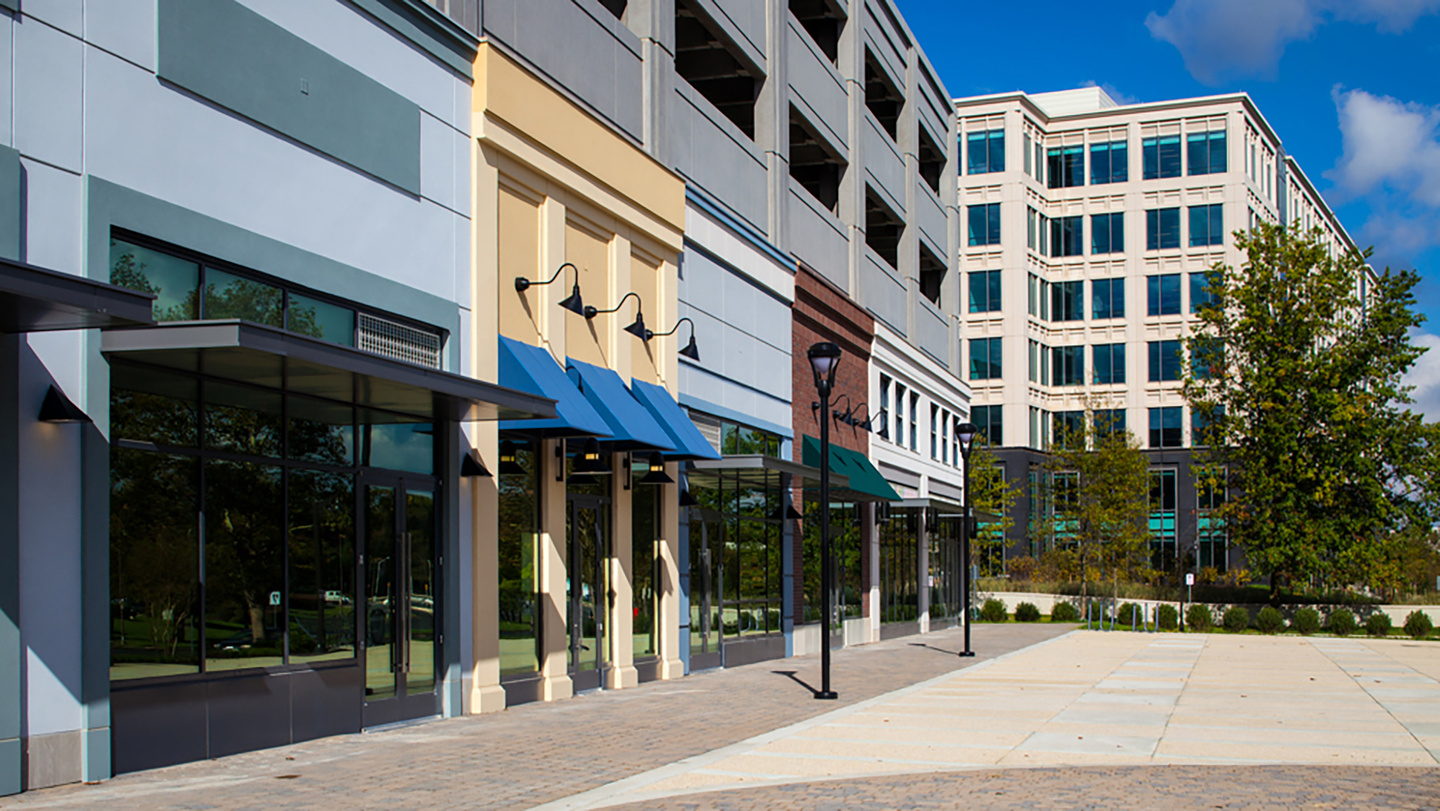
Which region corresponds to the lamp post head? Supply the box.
[957,421,979,456]
[807,342,842,396]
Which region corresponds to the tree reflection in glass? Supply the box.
[205,459,285,670]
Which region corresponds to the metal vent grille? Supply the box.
[358,312,442,369]
[690,410,723,454]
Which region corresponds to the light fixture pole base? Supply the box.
[957,651,976,658]
[813,691,838,700]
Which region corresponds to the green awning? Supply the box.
[801,435,901,502]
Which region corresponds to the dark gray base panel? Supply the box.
[110,665,362,775]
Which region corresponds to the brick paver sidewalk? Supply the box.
[3,623,1067,810]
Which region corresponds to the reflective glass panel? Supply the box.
[205,382,283,457]
[499,444,540,675]
[288,396,354,466]
[359,419,435,474]
[110,237,200,322]
[204,459,284,671]
[288,293,356,346]
[288,470,357,664]
[204,267,284,327]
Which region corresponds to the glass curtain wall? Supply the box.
[1149,469,1179,569]
[632,481,659,659]
[878,508,919,623]
[801,502,862,624]
[692,471,784,639]
[498,442,540,676]
[110,362,433,681]
[929,515,963,621]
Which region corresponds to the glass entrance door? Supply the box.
[566,495,609,692]
[362,480,439,726]
[687,508,724,671]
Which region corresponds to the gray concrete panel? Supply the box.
[483,0,643,141]
[690,0,766,71]
[915,179,945,256]
[914,291,948,364]
[670,85,768,230]
[158,0,422,194]
[861,1,905,97]
[15,15,83,174]
[864,114,906,216]
[83,0,155,70]
[860,248,906,334]
[915,94,946,158]
[20,0,81,37]
[786,22,847,154]
[786,184,848,287]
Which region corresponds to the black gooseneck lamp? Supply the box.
[515,262,586,316]
[584,291,648,340]
[956,421,979,658]
[645,317,700,361]
[807,341,842,701]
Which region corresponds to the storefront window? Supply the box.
[499,442,539,676]
[204,459,285,671]
[287,470,356,664]
[880,509,919,623]
[801,501,862,624]
[689,470,784,641]
[632,481,659,657]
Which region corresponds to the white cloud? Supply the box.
[1078,80,1138,106]
[1402,330,1440,422]
[1146,0,1440,84]
[1329,89,1440,207]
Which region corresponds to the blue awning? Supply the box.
[497,336,611,437]
[565,358,675,451]
[629,378,722,460]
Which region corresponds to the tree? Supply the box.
[968,443,1017,576]
[1040,411,1151,604]
[1183,223,1438,595]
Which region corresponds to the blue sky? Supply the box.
[894,0,1440,419]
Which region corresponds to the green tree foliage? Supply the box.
[1186,603,1214,632]
[969,443,1017,576]
[1157,603,1179,630]
[1184,223,1439,595]
[1365,611,1393,638]
[1040,410,1151,605]
[1222,605,1251,632]
[1329,608,1358,637]
[1051,601,1080,622]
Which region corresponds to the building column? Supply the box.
[864,503,880,644]
[538,439,572,702]
[0,335,21,796]
[655,468,683,679]
[607,453,637,690]
[468,423,506,714]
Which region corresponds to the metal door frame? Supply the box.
[566,493,610,691]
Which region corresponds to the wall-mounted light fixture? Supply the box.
[573,437,610,474]
[460,451,492,477]
[639,451,674,484]
[679,488,699,507]
[39,385,91,424]
[584,291,647,340]
[768,503,803,521]
[644,317,699,361]
[515,262,585,316]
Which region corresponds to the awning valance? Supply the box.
[801,436,902,502]
[1,257,155,333]
[629,378,721,460]
[687,453,841,491]
[102,321,555,423]
[565,358,673,452]
[497,336,611,437]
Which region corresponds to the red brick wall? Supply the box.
[790,267,875,626]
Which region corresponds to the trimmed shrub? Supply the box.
[1116,602,1143,628]
[1293,606,1321,636]
[1403,610,1433,640]
[1157,604,1179,630]
[1255,606,1285,635]
[1328,609,1357,637]
[1222,605,1251,632]
[979,598,1008,623]
[1365,612,1392,638]
[1014,602,1042,623]
[1051,602,1080,623]
[1186,604,1214,632]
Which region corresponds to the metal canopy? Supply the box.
[893,497,963,511]
[688,454,846,491]
[0,257,155,333]
[102,320,556,423]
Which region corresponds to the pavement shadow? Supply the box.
[771,670,817,693]
[908,641,964,656]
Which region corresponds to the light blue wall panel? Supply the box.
[83,48,466,319]
[420,110,457,213]
[83,0,155,70]
[0,337,18,798]
[14,15,83,174]
[0,13,12,148]
[158,0,421,194]
[20,0,81,36]
[21,160,83,276]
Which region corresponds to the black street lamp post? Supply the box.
[956,421,978,658]
[808,341,842,700]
